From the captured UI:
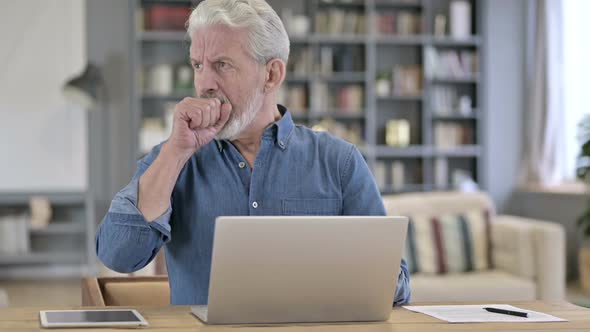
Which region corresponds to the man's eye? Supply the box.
[193,63,202,70]
[218,62,229,70]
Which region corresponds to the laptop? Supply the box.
[191,216,408,325]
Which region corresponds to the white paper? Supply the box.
[403,304,567,323]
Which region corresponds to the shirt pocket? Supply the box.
[282,198,341,216]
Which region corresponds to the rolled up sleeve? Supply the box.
[96,144,172,273]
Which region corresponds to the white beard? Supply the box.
[215,87,264,140]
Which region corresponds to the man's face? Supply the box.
[189,25,265,140]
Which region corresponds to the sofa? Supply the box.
[382,191,566,302]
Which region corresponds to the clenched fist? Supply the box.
[166,97,232,159]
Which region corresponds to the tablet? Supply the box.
[39,309,149,328]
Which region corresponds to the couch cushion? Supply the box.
[382,191,496,217]
[410,270,536,302]
[405,209,492,274]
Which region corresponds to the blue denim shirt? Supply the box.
[96,105,410,306]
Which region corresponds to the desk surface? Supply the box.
[1,301,588,331]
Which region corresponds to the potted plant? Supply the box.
[576,114,590,292]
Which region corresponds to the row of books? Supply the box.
[276,84,308,112]
[288,48,313,75]
[376,12,423,35]
[313,83,364,114]
[288,45,366,75]
[315,10,367,35]
[372,160,477,191]
[310,119,364,146]
[434,123,474,148]
[372,161,422,191]
[137,5,191,31]
[319,46,365,74]
[425,47,479,79]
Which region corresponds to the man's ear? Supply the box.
[263,58,286,93]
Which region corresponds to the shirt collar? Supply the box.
[215,104,294,152]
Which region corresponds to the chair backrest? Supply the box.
[382,191,496,217]
[82,276,170,306]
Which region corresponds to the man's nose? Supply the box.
[194,66,218,97]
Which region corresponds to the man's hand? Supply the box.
[166,97,232,159]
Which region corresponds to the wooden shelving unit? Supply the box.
[130,0,486,194]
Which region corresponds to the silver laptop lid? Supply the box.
[206,216,408,324]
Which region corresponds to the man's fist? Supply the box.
[166,97,232,159]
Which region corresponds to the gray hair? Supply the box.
[187,0,290,64]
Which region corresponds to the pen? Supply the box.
[483,307,528,318]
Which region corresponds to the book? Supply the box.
[328,9,345,34]
[320,47,334,75]
[392,161,406,191]
[434,157,449,189]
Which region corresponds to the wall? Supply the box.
[482,0,527,212]
[0,0,87,191]
[85,0,135,218]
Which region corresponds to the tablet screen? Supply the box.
[44,310,142,323]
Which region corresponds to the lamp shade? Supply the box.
[62,63,102,109]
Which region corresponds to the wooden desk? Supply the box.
[0,301,588,331]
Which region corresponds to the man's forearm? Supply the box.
[138,143,191,221]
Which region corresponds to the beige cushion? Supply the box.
[103,281,170,306]
[410,270,536,303]
[493,216,537,279]
[406,209,492,274]
[382,191,496,217]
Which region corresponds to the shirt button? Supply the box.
[252,201,258,209]
[238,162,246,168]
[279,141,285,148]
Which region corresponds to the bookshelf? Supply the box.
[0,191,96,278]
[131,0,485,194]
